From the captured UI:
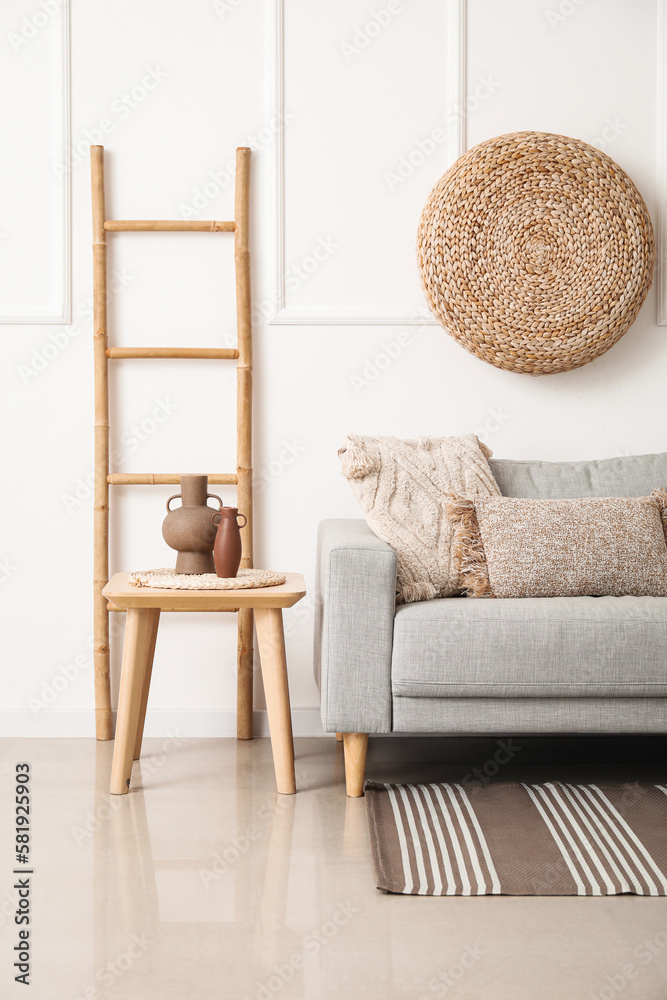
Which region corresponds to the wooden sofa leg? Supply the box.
[343,733,369,797]
[335,732,343,742]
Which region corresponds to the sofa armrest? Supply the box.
[315,519,397,733]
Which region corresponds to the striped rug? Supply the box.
[365,781,667,896]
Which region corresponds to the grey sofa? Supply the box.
[315,452,667,795]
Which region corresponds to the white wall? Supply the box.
[3,0,666,737]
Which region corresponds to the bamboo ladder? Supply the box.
[91,145,254,742]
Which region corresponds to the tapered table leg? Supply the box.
[254,607,296,794]
[133,609,160,760]
[237,607,254,740]
[110,608,160,794]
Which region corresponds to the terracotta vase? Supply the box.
[211,507,247,578]
[162,475,222,574]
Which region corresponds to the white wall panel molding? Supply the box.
[269,0,466,326]
[0,0,70,324]
[657,0,667,324]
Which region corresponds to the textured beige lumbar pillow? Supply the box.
[338,434,501,602]
[448,491,667,599]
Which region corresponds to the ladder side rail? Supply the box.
[91,145,112,741]
[235,147,254,740]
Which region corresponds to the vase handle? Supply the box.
[166,494,181,512]
[211,511,222,526]
[207,494,223,510]
[236,513,247,528]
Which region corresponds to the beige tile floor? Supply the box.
[2,735,667,1000]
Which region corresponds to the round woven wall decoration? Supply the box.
[417,131,654,375]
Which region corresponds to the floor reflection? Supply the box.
[9,735,667,999]
[92,739,303,998]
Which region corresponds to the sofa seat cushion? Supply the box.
[391,596,667,698]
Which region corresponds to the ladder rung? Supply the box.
[104,220,235,232]
[108,473,238,485]
[106,348,239,360]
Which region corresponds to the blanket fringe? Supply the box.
[396,580,437,604]
[652,488,667,539]
[447,495,494,598]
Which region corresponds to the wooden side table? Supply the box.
[102,573,306,796]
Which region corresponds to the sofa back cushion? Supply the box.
[448,491,667,599]
[489,452,667,499]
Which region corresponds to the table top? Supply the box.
[103,572,306,611]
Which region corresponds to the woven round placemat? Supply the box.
[128,568,286,590]
[417,131,654,375]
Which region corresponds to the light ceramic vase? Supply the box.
[162,475,222,574]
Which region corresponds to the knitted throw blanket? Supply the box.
[338,434,501,603]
